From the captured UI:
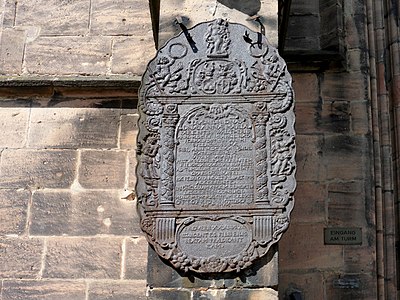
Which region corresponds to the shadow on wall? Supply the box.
[217,0,261,16]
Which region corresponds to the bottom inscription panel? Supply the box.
[178,219,251,258]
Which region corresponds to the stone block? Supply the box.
[319,100,351,133]
[292,182,327,223]
[321,72,366,101]
[2,0,17,27]
[0,237,43,279]
[225,288,278,300]
[290,0,319,15]
[128,150,137,189]
[295,135,326,182]
[294,102,321,134]
[16,0,90,35]
[124,237,148,280]
[344,245,376,274]
[279,271,324,300]
[0,29,26,75]
[285,37,320,51]
[325,273,377,300]
[119,112,138,149]
[147,288,191,300]
[279,223,343,271]
[0,108,29,148]
[286,15,320,39]
[351,101,370,135]
[0,189,30,235]
[25,37,111,75]
[27,108,120,149]
[88,280,147,300]
[79,150,126,189]
[292,73,319,103]
[30,190,71,236]
[323,135,367,181]
[30,190,139,236]
[90,0,152,35]
[112,36,155,75]
[327,181,366,226]
[2,280,86,300]
[0,149,77,189]
[43,237,122,279]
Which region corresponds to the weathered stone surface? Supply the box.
[2,0,17,27]
[279,223,343,271]
[27,108,120,148]
[0,29,26,75]
[43,237,122,279]
[351,101,370,135]
[279,271,325,300]
[0,108,29,148]
[2,280,86,300]
[119,112,138,149]
[112,37,156,75]
[292,73,319,102]
[0,189,30,235]
[16,0,90,35]
[124,237,148,280]
[0,237,43,278]
[325,273,377,300]
[0,149,77,188]
[323,135,367,181]
[327,181,366,226]
[79,150,126,189]
[128,150,137,189]
[147,288,191,300]
[320,100,351,133]
[88,280,147,300]
[344,245,376,274]
[225,288,278,300]
[138,19,295,274]
[292,182,327,223]
[290,0,320,15]
[321,72,366,101]
[286,15,320,50]
[30,190,139,236]
[295,135,326,182]
[295,102,321,134]
[90,0,152,35]
[25,37,111,75]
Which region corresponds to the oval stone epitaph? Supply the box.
[136,19,296,273]
[178,219,251,258]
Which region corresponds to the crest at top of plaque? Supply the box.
[137,19,296,274]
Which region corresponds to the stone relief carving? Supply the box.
[137,19,296,274]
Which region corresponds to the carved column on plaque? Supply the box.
[253,216,274,244]
[155,217,175,245]
[159,104,179,207]
[253,102,269,205]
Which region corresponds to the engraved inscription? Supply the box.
[175,104,254,207]
[178,219,251,258]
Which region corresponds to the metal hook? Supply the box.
[174,16,198,53]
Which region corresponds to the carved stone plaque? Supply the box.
[137,19,296,273]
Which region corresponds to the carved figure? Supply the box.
[152,56,183,92]
[205,19,230,57]
[139,134,160,205]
